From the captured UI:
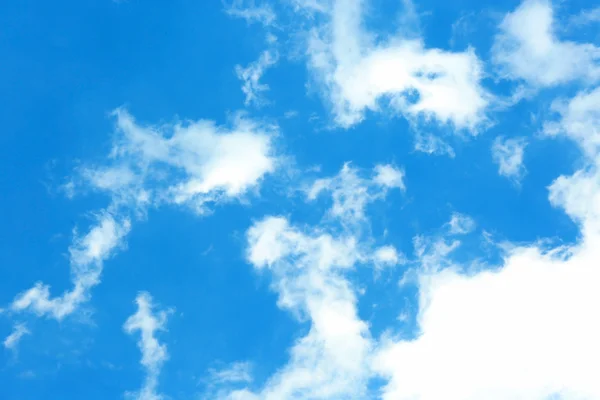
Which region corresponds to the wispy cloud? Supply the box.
[223,0,276,27]
[236,47,279,106]
[492,136,528,183]
[448,212,476,235]
[307,163,405,224]
[3,323,30,353]
[11,214,131,320]
[124,292,170,400]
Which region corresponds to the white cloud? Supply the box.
[102,109,278,212]
[304,0,490,130]
[492,0,600,87]
[236,216,371,399]
[413,132,456,157]
[124,292,170,400]
[307,163,404,224]
[221,163,408,399]
[224,0,276,26]
[373,164,406,191]
[372,85,600,399]
[492,136,527,182]
[448,212,476,235]
[544,86,600,158]
[11,213,131,320]
[236,48,279,106]
[373,245,404,268]
[3,323,30,352]
[8,109,279,324]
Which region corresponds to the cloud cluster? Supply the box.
[212,2,600,400]
[8,109,279,322]
[213,164,404,399]
[371,1,600,397]
[303,0,490,130]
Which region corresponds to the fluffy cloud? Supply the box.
[124,292,170,400]
[373,164,406,191]
[492,0,600,87]
[372,85,600,398]
[92,109,279,213]
[304,0,490,129]
[491,136,527,182]
[373,245,404,269]
[544,86,600,158]
[220,164,404,399]
[238,216,371,399]
[373,238,600,399]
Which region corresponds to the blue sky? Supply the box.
[1,0,600,399]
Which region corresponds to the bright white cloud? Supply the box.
[237,216,371,399]
[101,108,278,212]
[124,292,170,400]
[372,84,600,399]
[221,163,408,399]
[492,136,527,182]
[448,212,476,235]
[11,213,131,320]
[373,237,600,399]
[304,0,490,130]
[492,0,600,87]
[236,48,279,106]
[3,323,30,352]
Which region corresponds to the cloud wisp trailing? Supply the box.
[124,292,170,400]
